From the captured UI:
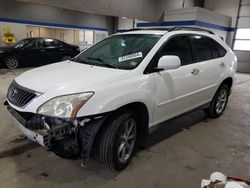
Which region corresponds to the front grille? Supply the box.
[7,81,39,107]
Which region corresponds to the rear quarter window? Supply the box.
[209,39,227,58]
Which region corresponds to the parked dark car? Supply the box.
[0,38,80,69]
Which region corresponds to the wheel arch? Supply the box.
[114,102,150,138]
[92,101,150,154]
[205,77,233,118]
[219,77,233,94]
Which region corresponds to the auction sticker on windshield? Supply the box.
[118,52,143,62]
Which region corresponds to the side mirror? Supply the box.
[156,55,181,71]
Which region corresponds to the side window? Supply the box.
[218,45,227,57]
[209,39,227,58]
[190,35,213,62]
[25,39,45,49]
[44,39,63,48]
[158,35,193,66]
[210,39,220,58]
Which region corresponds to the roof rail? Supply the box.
[124,28,170,32]
[168,27,215,34]
[122,27,214,34]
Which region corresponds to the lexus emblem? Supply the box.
[10,89,18,97]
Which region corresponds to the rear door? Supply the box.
[190,35,227,101]
[152,35,203,124]
[43,39,65,63]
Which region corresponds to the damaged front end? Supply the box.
[5,102,109,167]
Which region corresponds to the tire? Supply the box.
[97,110,138,171]
[204,84,230,118]
[4,56,19,69]
[62,55,71,61]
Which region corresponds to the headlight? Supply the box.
[0,50,4,54]
[37,92,94,118]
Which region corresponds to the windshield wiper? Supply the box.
[87,57,119,69]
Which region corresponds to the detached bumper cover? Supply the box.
[7,105,47,146]
[7,105,71,148]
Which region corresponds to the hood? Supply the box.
[0,46,15,53]
[15,61,130,93]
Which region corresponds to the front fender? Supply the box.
[77,74,155,123]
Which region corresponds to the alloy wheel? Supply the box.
[215,88,228,114]
[118,118,137,163]
[5,57,19,69]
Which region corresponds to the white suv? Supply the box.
[5,27,237,171]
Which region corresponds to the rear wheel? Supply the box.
[204,84,230,118]
[97,110,138,171]
[4,56,19,69]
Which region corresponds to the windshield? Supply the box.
[14,39,32,48]
[72,34,162,70]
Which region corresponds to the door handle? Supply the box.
[191,68,199,75]
[220,62,225,67]
[40,49,46,52]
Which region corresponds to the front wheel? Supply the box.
[204,84,230,118]
[4,56,19,69]
[97,110,138,171]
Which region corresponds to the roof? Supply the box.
[23,37,63,41]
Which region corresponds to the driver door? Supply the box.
[152,35,202,125]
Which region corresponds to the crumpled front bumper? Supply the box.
[5,102,110,162]
[6,105,71,148]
